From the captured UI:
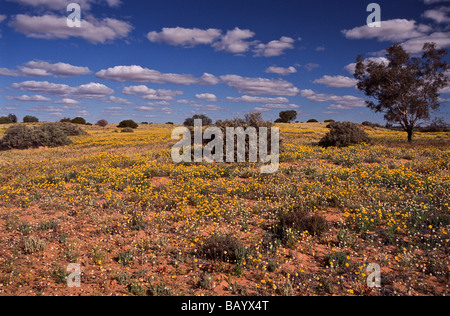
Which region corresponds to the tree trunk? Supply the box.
[407,129,413,143]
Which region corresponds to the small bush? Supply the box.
[20,236,46,254]
[198,234,244,263]
[23,115,39,123]
[0,116,13,124]
[362,121,382,128]
[319,121,371,148]
[118,120,138,129]
[307,119,319,123]
[184,114,212,126]
[324,119,335,123]
[49,122,87,136]
[71,117,86,125]
[121,127,134,133]
[0,123,85,151]
[278,209,328,237]
[97,119,108,127]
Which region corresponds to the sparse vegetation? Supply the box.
[319,121,371,148]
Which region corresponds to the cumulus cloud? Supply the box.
[344,57,389,75]
[147,27,222,46]
[11,14,133,44]
[122,85,183,101]
[220,75,300,96]
[253,36,295,57]
[254,103,300,112]
[265,66,297,76]
[300,89,365,108]
[0,61,90,77]
[342,19,431,42]
[195,93,218,102]
[212,27,256,54]
[422,7,450,24]
[191,104,226,111]
[97,65,219,85]
[11,80,114,99]
[313,75,358,88]
[7,94,51,102]
[54,98,81,105]
[102,96,134,105]
[226,95,289,103]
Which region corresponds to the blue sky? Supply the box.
[0,0,449,124]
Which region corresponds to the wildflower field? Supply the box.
[0,123,448,296]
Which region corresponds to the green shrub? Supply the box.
[184,114,212,126]
[319,121,371,148]
[23,115,39,123]
[0,116,13,124]
[0,124,78,151]
[121,127,134,133]
[307,119,319,123]
[118,120,138,129]
[71,117,86,125]
[49,122,87,136]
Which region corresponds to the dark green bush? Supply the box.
[0,124,79,150]
[71,117,87,125]
[307,119,319,123]
[45,123,87,136]
[184,114,212,126]
[0,116,13,124]
[118,120,138,129]
[319,121,371,148]
[121,127,134,133]
[23,115,39,123]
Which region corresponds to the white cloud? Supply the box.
[220,75,300,96]
[11,80,114,99]
[423,0,450,4]
[7,94,51,102]
[265,66,297,76]
[0,68,20,76]
[74,82,114,99]
[12,80,74,96]
[342,19,431,42]
[122,85,183,100]
[191,104,226,111]
[300,89,365,108]
[422,7,450,24]
[212,27,256,54]
[195,93,218,102]
[253,36,295,57]
[304,63,320,72]
[0,15,6,23]
[20,60,92,77]
[97,65,218,85]
[147,27,222,46]
[254,103,300,112]
[102,96,134,105]
[226,95,289,103]
[344,57,389,75]
[12,0,122,10]
[401,31,450,53]
[54,98,81,105]
[11,14,133,44]
[313,75,358,88]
